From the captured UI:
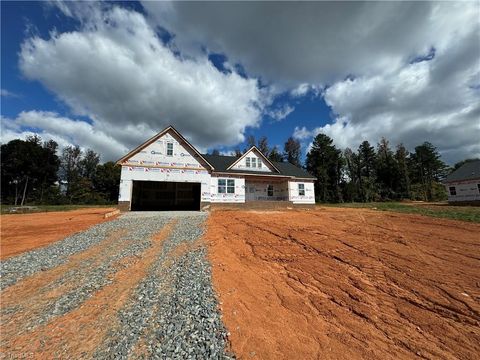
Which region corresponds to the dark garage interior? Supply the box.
[131,181,201,211]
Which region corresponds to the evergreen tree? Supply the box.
[342,148,361,202]
[357,141,377,202]
[284,137,301,166]
[257,136,270,157]
[410,142,448,201]
[268,146,283,162]
[306,133,343,203]
[395,144,411,199]
[375,138,397,199]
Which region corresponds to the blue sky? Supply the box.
[1,1,479,164]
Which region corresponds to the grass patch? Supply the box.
[0,204,113,215]
[323,202,480,223]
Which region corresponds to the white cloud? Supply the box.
[143,2,477,86]
[1,89,19,98]
[266,104,294,121]
[1,111,127,161]
[18,4,270,160]
[290,83,320,98]
[292,126,313,141]
[144,1,480,163]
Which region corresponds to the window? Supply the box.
[251,158,257,168]
[218,179,226,194]
[449,186,456,196]
[166,142,174,156]
[477,184,480,193]
[267,184,273,197]
[258,160,262,168]
[218,179,235,194]
[246,157,251,167]
[227,179,235,194]
[298,183,305,196]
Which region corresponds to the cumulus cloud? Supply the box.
[1,111,127,161]
[266,104,295,121]
[292,126,313,141]
[18,4,269,160]
[143,2,476,86]
[144,1,480,163]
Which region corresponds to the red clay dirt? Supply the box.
[206,208,480,359]
[0,208,117,259]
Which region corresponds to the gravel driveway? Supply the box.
[1,211,232,359]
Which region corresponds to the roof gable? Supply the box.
[227,146,280,173]
[116,126,214,170]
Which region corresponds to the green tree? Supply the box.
[342,148,361,202]
[306,133,343,203]
[375,138,397,199]
[80,149,100,181]
[257,136,270,157]
[93,162,121,203]
[357,141,377,202]
[60,145,83,203]
[410,142,448,201]
[284,137,301,167]
[268,146,283,162]
[394,144,411,199]
[1,136,60,205]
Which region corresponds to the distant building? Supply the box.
[444,160,480,204]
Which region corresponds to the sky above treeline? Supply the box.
[1,1,479,164]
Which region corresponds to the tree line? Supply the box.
[1,132,471,206]
[211,132,469,203]
[306,134,455,203]
[1,135,120,206]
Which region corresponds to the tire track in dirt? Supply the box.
[0,221,176,358]
[206,209,480,359]
[1,228,129,328]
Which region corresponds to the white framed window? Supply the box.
[218,179,226,194]
[258,160,262,168]
[166,142,174,156]
[298,183,305,196]
[267,184,273,197]
[218,179,235,194]
[246,157,251,167]
[449,186,456,196]
[251,158,257,168]
[227,179,235,193]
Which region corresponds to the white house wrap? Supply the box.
[117,126,316,210]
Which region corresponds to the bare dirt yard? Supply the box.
[0,207,116,259]
[206,208,480,359]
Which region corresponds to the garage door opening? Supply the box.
[131,181,201,211]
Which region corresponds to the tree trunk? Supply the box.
[14,181,18,206]
[21,176,29,206]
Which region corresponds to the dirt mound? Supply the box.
[206,208,480,359]
[0,208,117,259]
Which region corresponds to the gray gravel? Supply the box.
[1,211,233,359]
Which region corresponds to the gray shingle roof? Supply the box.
[201,154,315,179]
[445,160,480,183]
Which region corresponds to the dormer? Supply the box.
[227,146,280,173]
